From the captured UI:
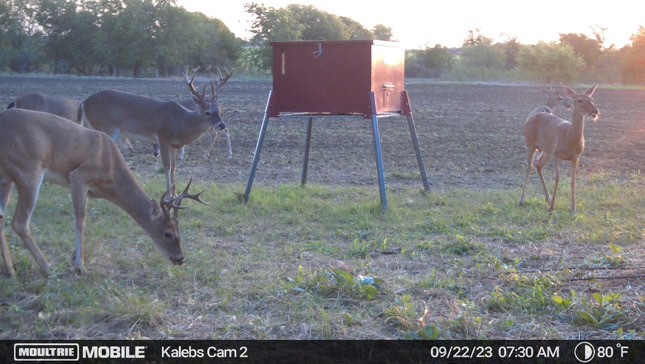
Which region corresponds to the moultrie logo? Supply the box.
[14,343,79,362]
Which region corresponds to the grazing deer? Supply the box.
[526,86,573,120]
[519,84,599,214]
[81,67,232,197]
[7,93,82,122]
[0,108,205,277]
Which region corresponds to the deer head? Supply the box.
[149,179,207,265]
[563,84,600,121]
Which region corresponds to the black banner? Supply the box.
[1,340,642,363]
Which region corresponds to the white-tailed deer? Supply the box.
[0,108,205,277]
[81,67,233,197]
[7,93,82,122]
[519,84,599,213]
[153,98,232,161]
[526,86,573,119]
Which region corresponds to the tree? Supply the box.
[1,0,45,72]
[622,26,645,84]
[518,42,585,83]
[559,32,602,71]
[463,28,493,47]
[244,3,371,72]
[371,24,392,41]
[405,44,453,78]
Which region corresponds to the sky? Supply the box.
[176,0,643,49]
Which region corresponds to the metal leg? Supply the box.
[244,90,273,203]
[301,117,314,186]
[370,92,388,211]
[406,115,430,191]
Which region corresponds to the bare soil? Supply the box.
[1,75,642,193]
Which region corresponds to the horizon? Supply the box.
[176,0,643,49]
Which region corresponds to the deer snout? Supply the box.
[216,120,227,131]
[170,255,184,265]
[589,108,600,120]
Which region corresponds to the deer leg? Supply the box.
[0,177,15,276]
[151,143,160,157]
[178,146,186,161]
[159,142,177,198]
[202,127,218,160]
[549,159,561,212]
[69,172,89,274]
[224,128,232,160]
[519,148,536,206]
[11,173,50,276]
[535,152,551,205]
[570,159,578,214]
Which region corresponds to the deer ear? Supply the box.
[561,84,577,98]
[585,84,598,96]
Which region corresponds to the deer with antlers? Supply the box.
[519,84,599,214]
[151,97,233,161]
[0,108,206,277]
[81,67,233,197]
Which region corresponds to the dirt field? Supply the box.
[1,75,643,341]
[1,75,642,192]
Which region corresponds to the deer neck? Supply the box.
[99,170,156,229]
[566,109,586,146]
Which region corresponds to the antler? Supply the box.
[208,67,233,101]
[161,178,208,217]
[184,66,203,102]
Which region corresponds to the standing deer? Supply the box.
[519,84,600,213]
[81,67,232,197]
[7,93,82,122]
[153,98,232,161]
[0,108,205,277]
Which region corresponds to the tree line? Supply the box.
[1,0,643,84]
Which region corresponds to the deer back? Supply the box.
[10,93,82,122]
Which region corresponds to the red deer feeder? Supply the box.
[243,40,430,210]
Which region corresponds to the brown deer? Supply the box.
[81,67,232,197]
[7,93,82,122]
[526,86,573,119]
[0,108,205,277]
[153,98,232,161]
[519,84,599,213]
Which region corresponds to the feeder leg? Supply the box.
[407,114,430,191]
[244,91,273,203]
[370,92,388,211]
[301,117,314,186]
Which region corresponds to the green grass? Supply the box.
[0,172,642,339]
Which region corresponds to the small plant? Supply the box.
[289,266,382,301]
[553,290,628,329]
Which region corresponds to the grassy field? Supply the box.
[1,174,642,339]
[0,76,642,340]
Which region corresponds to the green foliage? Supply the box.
[1,0,240,76]
[622,26,645,84]
[554,290,628,329]
[288,265,382,301]
[406,45,454,78]
[518,42,586,82]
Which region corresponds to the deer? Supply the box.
[81,67,233,197]
[0,108,205,277]
[7,93,82,122]
[519,84,600,214]
[151,98,233,161]
[526,86,573,120]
